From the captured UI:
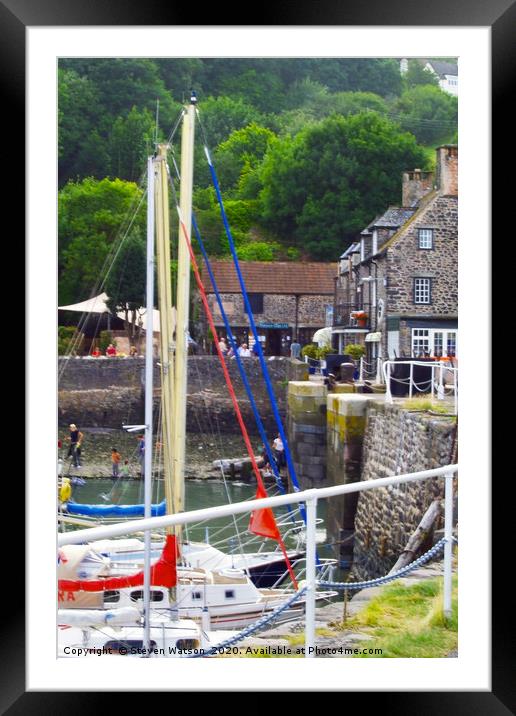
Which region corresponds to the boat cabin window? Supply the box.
[104,640,157,654]
[192,591,202,600]
[130,589,164,602]
[104,590,120,603]
[224,590,235,599]
[176,639,200,650]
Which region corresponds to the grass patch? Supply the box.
[343,575,458,658]
[402,395,455,415]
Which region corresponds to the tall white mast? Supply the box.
[155,144,176,528]
[172,102,196,533]
[143,155,155,652]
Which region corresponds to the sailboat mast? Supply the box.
[155,144,176,532]
[143,154,156,652]
[172,103,196,530]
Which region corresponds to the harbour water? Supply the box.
[59,427,330,560]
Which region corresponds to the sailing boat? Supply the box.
[57,99,335,647]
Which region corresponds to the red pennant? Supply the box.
[249,487,280,541]
[58,535,177,592]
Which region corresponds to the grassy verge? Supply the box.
[342,575,458,658]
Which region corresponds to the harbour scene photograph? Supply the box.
[55,49,461,665]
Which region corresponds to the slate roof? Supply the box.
[362,207,416,231]
[426,60,458,77]
[201,260,336,295]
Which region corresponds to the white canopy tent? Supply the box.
[312,326,333,346]
[58,293,175,333]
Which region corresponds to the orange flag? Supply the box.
[249,486,280,540]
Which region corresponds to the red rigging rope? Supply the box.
[173,199,298,590]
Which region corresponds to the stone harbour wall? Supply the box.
[58,356,309,433]
[286,382,328,490]
[326,392,377,566]
[352,401,456,579]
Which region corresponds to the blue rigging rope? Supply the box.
[201,141,306,526]
[190,212,289,499]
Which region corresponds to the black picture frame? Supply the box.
[11,0,508,709]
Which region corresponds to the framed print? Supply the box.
[10,0,509,708]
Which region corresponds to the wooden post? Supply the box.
[388,498,441,574]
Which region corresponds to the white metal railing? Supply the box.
[58,463,458,659]
[383,360,458,415]
[359,356,385,384]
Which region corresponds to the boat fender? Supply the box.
[59,478,72,503]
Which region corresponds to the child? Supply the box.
[121,460,130,478]
[111,448,121,478]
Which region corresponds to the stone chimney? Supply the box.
[402,168,434,206]
[435,145,458,196]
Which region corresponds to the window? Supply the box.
[176,639,200,651]
[224,590,235,599]
[446,332,457,356]
[245,293,263,314]
[418,229,433,249]
[130,590,164,602]
[104,590,120,604]
[433,331,444,357]
[412,329,430,356]
[412,328,458,357]
[191,591,202,600]
[414,278,432,304]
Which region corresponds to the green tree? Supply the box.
[58,178,145,304]
[404,60,440,88]
[58,68,106,184]
[105,234,147,349]
[214,124,276,191]
[394,85,458,144]
[259,112,428,259]
[109,106,155,182]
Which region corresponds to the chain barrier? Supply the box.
[185,535,455,657]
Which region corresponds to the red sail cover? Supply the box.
[248,486,280,540]
[58,535,177,592]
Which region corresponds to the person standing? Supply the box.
[238,343,251,357]
[290,337,301,360]
[111,448,121,478]
[272,433,286,469]
[137,435,145,477]
[218,337,228,355]
[67,424,84,468]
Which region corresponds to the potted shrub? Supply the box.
[343,343,366,361]
[351,310,368,328]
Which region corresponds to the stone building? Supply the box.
[332,145,458,363]
[200,260,336,356]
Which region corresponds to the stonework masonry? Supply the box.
[288,381,456,578]
[209,292,330,328]
[58,356,308,433]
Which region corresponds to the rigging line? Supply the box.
[166,107,186,147]
[165,160,290,506]
[191,210,290,501]
[167,176,298,590]
[197,116,307,528]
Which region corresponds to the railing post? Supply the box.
[359,356,364,382]
[376,356,383,384]
[305,495,318,658]
[438,362,444,400]
[385,362,393,403]
[443,471,454,619]
[409,362,414,399]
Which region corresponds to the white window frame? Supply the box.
[418,228,433,249]
[412,328,458,357]
[414,277,432,304]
